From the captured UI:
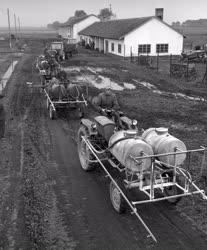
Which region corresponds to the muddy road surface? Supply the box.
[0,46,207,249]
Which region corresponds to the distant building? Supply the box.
[58,15,100,41]
[79,9,184,56]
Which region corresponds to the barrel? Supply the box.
[109,130,153,172]
[142,127,186,166]
[48,82,67,101]
[67,84,81,100]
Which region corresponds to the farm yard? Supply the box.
[0,32,207,249]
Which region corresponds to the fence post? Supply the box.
[170,54,172,77]
[137,45,139,65]
[156,53,159,72]
[130,46,132,63]
[137,45,140,65]
[147,51,149,68]
[124,44,125,60]
[186,57,189,81]
[202,60,207,84]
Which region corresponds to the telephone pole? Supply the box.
[14,13,17,39]
[7,8,12,49]
[18,17,21,39]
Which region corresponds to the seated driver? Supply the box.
[92,87,121,127]
[93,86,120,113]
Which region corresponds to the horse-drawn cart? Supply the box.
[77,118,207,242]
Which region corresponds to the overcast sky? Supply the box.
[0,0,206,27]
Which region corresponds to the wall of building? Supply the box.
[74,16,100,41]
[124,18,183,56]
[103,39,124,56]
[58,26,72,39]
[79,35,104,51]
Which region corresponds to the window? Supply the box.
[111,43,114,52]
[156,44,168,53]
[118,44,122,54]
[138,44,151,54]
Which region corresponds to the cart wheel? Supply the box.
[77,125,94,171]
[49,104,57,120]
[110,178,126,214]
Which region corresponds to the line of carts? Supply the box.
[36,54,87,120]
[35,53,207,243]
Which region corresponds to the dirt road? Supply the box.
[0,45,207,249]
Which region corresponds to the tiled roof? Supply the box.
[79,16,184,39]
[78,17,153,39]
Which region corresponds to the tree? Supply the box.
[47,21,60,30]
[98,8,116,21]
[74,10,87,18]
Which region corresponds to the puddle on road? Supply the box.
[123,82,136,90]
[0,61,18,92]
[64,66,83,73]
[133,79,157,90]
[74,75,124,91]
[133,79,207,103]
[65,66,135,91]
[86,66,109,74]
[64,66,205,101]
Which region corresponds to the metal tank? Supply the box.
[109,130,154,172]
[48,79,67,101]
[66,84,81,100]
[142,127,187,166]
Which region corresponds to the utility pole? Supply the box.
[14,13,17,40]
[18,17,21,39]
[7,8,12,49]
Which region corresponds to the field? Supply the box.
[0,32,207,248]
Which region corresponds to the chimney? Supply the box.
[155,8,164,21]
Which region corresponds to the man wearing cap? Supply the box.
[92,87,121,127]
[0,94,5,139]
[93,87,119,112]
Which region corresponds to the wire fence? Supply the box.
[123,45,207,83]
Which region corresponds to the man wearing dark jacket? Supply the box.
[92,87,121,126]
[93,87,120,113]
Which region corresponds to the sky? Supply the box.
[0,0,206,27]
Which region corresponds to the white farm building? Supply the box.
[79,10,184,57]
[58,15,100,41]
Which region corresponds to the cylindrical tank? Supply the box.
[67,84,81,99]
[142,127,187,165]
[109,130,154,172]
[48,79,67,101]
